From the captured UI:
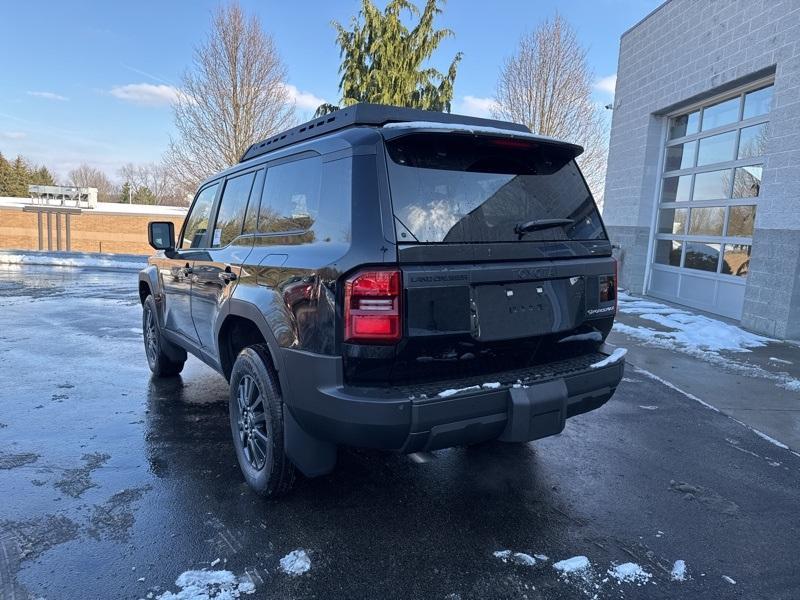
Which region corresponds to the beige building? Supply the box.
[0,196,187,255]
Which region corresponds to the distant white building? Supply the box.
[29,184,98,209]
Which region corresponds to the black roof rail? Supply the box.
[239,103,530,163]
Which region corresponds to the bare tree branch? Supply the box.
[68,164,116,202]
[165,2,295,192]
[493,14,609,203]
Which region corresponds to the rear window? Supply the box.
[385,133,605,243]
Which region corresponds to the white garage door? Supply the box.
[646,80,773,320]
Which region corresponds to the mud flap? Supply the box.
[499,379,568,442]
[284,408,337,477]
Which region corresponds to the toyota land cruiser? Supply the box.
[139,103,624,496]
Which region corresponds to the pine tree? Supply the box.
[119,181,133,203]
[132,186,157,205]
[0,153,11,196]
[318,0,461,115]
[8,156,30,197]
[30,166,55,186]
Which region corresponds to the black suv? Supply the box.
[139,104,624,496]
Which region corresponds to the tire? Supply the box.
[229,344,296,497]
[142,295,185,377]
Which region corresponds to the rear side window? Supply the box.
[211,171,256,247]
[181,183,219,249]
[256,156,351,244]
[386,133,605,243]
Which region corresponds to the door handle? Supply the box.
[218,271,237,284]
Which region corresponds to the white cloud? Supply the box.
[109,83,183,107]
[1,131,27,140]
[27,91,69,101]
[455,95,498,118]
[594,74,617,97]
[281,84,326,111]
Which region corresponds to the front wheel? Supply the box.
[229,344,296,497]
[142,295,185,377]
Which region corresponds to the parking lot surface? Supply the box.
[1,266,799,599]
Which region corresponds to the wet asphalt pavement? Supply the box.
[1,265,799,600]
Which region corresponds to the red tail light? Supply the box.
[599,258,618,313]
[344,269,402,343]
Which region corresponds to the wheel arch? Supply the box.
[216,299,285,385]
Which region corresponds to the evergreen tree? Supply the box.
[8,156,30,197]
[318,0,461,115]
[119,181,133,203]
[30,165,55,186]
[0,153,11,196]
[132,186,157,205]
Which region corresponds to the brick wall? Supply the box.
[0,207,186,255]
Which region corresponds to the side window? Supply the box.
[180,183,219,249]
[211,171,256,247]
[242,169,265,235]
[258,156,323,235]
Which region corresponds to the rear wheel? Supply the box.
[229,344,296,497]
[142,295,185,377]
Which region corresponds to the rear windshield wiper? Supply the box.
[514,218,575,239]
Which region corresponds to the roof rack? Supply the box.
[239,103,530,163]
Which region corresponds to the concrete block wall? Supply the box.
[603,0,800,337]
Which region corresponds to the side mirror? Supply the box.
[148,221,175,252]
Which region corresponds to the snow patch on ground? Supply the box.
[606,562,651,585]
[722,575,736,584]
[553,555,591,574]
[671,560,687,581]
[279,549,311,576]
[493,550,536,566]
[616,293,771,353]
[0,252,145,271]
[638,405,658,410]
[590,347,627,369]
[155,570,255,599]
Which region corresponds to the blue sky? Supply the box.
[0,0,661,181]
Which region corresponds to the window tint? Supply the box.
[386,133,605,243]
[664,141,695,171]
[658,208,687,234]
[662,175,691,202]
[696,131,736,166]
[688,207,724,236]
[242,170,264,235]
[181,184,218,249]
[654,239,682,267]
[259,157,323,234]
[211,171,256,247]
[727,205,756,237]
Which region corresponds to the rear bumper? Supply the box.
[280,345,624,455]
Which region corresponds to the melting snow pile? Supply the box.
[671,560,687,581]
[279,549,311,576]
[155,570,255,599]
[615,292,770,353]
[607,562,652,585]
[493,550,536,566]
[552,555,591,574]
[0,253,145,271]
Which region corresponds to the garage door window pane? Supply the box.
[662,175,691,202]
[732,166,762,198]
[727,205,756,237]
[738,123,768,159]
[692,169,730,201]
[669,111,700,139]
[697,131,736,166]
[701,97,740,131]
[654,239,682,267]
[721,244,751,277]
[684,242,720,272]
[658,208,687,234]
[689,207,724,236]
[665,141,696,171]
[743,86,773,119]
